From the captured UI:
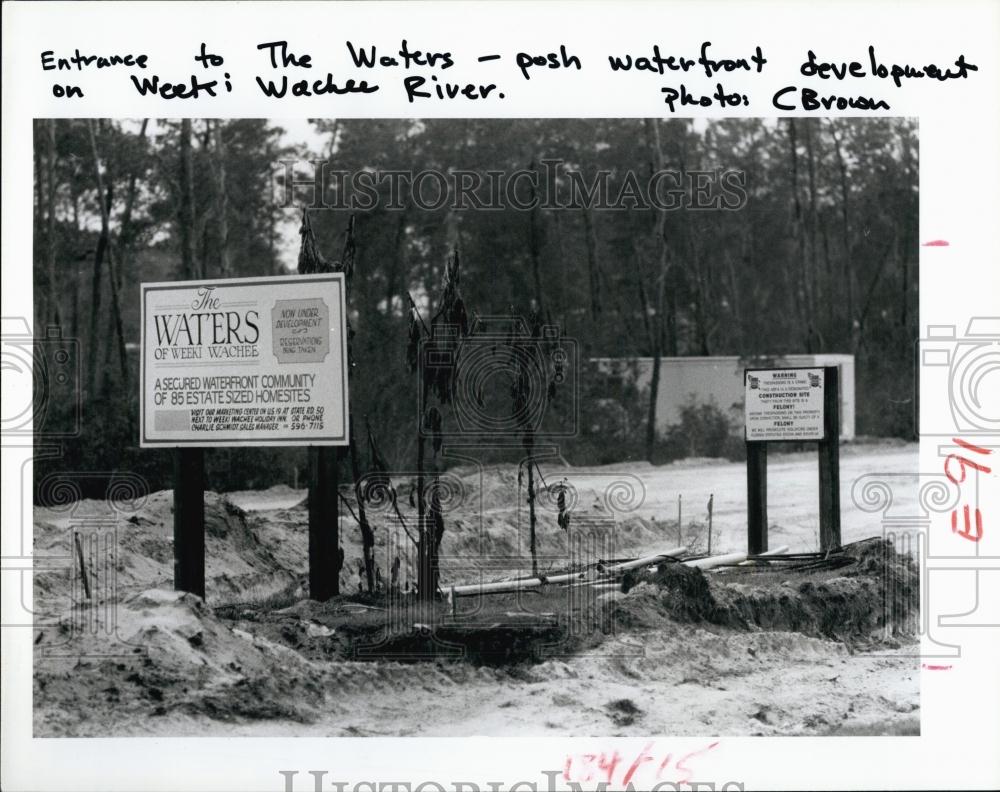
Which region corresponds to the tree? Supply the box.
[34,116,921,497]
[178,118,197,279]
[406,248,468,600]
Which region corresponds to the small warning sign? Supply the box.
[745,368,825,441]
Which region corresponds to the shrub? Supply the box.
[660,396,745,462]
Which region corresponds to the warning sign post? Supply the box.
[140,274,349,601]
[744,366,841,554]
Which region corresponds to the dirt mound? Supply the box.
[33,491,307,615]
[33,588,322,734]
[620,562,739,626]
[614,538,917,643]
[231,468,658,595]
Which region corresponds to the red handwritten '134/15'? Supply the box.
[944,438,992,542]
[563,741,720,787]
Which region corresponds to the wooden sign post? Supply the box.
[308,446,340,601]
[746,440,768,555]
[173,447,205,599]
[744,366,841,555]
[817,365,841,551]
[141,274,350,601]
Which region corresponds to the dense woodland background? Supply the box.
[31,117,918,496]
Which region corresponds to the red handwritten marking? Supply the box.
[945,438,991,543]
[922,239,950,246]
[564,741,719,787]
[598,751,622,784]
[944,451,992,484]
[621,741,654,786]
[922,663,953,670]
[674,741,721,785]
[954,437,992,456]
[657,753,675,779]
[952,505,984,541]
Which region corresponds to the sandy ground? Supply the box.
[32,443,919,737]
[557,442,918,555]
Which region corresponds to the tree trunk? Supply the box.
[581,207,602,320]
[821,216,835,334]
[104,117,149,397]
[786,119,812,351]
[526,436,538,577]
[645,268,665,462]
[386,207,409,312]
[348,412,376,592]
[643,118,671,461]
[804,119,820,325]
[118,119,147,254]
[34,133,46,325]
[527,160,545,314]
[676,133,712,357]
[105,247,129,392]
[416,426,430,600]
[829,120,854,344]
[85,120,112,398]
[46,120,60,329]
[213,120,232,277]
[685,222,711,356]
[68,183,81,344]
[635,253,653,354]
[179,119,197,279]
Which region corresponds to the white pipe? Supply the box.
[560,580,618,590]
[597,547,687,576]
[689,545,791,572]
[564,579,607,589]
[448,546,687,597]
[684,551,747,569]
[450,568,593,596]
[449,578,546,596]
[738,544,790,564]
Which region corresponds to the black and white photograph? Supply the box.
[27,115,923,739]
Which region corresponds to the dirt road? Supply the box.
[563,443,918,555]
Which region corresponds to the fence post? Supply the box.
[707,493,714,555]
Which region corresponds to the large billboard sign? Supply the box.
[140,274,349,447]
[744,367,826,442]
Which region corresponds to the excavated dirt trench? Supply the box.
[620,538,918,644]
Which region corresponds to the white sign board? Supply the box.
[744,368,825,441]
[140,274,349,447]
